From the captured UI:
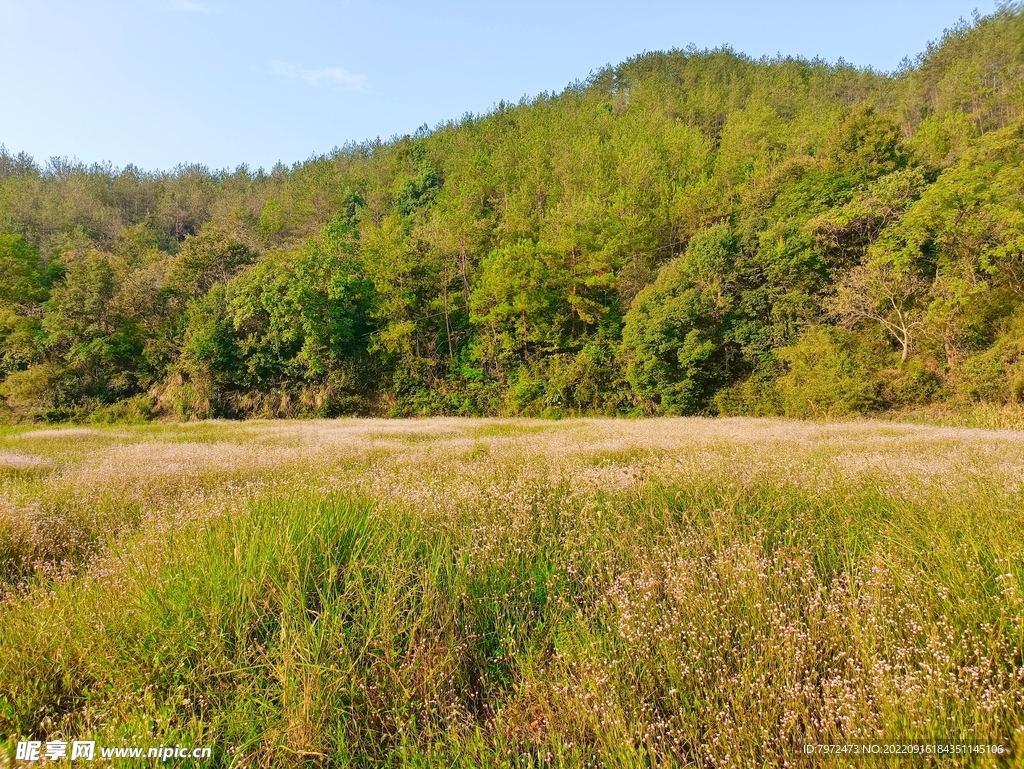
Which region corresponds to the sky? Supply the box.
[0,0,994,172]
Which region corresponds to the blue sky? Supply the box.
[0,0,991,171]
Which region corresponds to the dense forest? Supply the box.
[3,7,1024,421]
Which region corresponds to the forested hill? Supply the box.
[3,9,1024,421]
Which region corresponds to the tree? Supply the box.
[621,225,738,413]
[469,241,558,372]
[167,226,256,300]
[828,262,927,363]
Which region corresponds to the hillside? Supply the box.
[3,6,1024,421]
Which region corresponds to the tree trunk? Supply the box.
[443,279,453,360]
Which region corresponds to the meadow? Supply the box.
[0,417,1023,767]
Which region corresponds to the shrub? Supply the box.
[775,327,886,418]
[881,357,944,407]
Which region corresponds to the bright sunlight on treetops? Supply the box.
[3,7,1024,423]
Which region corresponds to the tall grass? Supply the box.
[0,419,1022,766]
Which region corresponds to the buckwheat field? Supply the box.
[1,418,1023,767]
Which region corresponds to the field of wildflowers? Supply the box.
[0,417,1022,767]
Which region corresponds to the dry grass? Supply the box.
[0,417,1023,766]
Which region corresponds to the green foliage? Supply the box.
[0,364,72,422]
[952,304,1024,403]
[176,220,374,417]
[167,226,256,300]
[4,7,1024,420]
[825,106,908,181]
[0,235,48,306]
[0,236,49,380]
[775,327,886,417]
[622,225,738,414]
[470,241,560,370]
[881,356,944,406]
